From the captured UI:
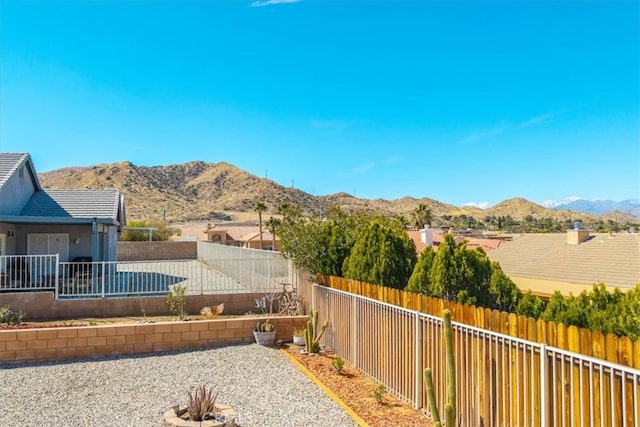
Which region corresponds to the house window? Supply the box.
[19,166,24,178]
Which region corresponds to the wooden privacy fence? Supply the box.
[306,282,640,427]
[317,275,640,370]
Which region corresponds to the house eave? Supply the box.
[0,216,120,226]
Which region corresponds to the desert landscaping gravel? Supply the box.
[0,344,357,427]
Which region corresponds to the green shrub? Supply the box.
[372,384,386,404]
[166,285,188,320]
[0,305,25,326]
[332,356,345,374]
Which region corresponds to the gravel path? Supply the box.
[0,344,357,427]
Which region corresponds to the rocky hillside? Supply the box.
[38,160,639,225]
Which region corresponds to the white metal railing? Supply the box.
[55,259,272,298]
[0,255,59,291]
[1,249,294,299]
[198,242,292,293]
[308,282,640,427]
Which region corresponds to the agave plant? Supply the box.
[186,384,219,421]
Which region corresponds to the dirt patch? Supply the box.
[284,345,432,427]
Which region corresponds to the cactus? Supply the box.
[424,309,456,427]
[255,319,274,332]
[304,309,328,353]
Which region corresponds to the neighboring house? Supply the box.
[204,224,280,251]
[406,228,504,254]
[0,153,126,264]
[486,229,640,295]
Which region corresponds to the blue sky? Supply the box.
[1,0,638,208]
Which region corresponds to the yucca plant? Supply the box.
[186,384,219,421]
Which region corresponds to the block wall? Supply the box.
[117,241,197,261]
[0,316,308,363]
[0,292,264,320]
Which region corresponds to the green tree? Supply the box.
[516,291,547,318]
[428,234,492,304]
[343,218,417,289]
[278,214,325,274]
[254,201,267,250]
[541,291,570,323]
[278,207,367,276]
[265,216,282,251]
[488,261,522,312]
[405,246,436,294]
[613,284,640,340]
[412,203,433,229]
[428,233,458,299]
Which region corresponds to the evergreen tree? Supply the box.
[428,234,492,304]
[343,218,417,289]
[405,246,436,294]
[488,261,522,312]
[429,233,458,299]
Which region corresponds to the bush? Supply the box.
[166,285,188,320]
[516,291,546,318]
[0,305,25,326]
[332,356,345,374]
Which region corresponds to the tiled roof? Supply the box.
[0,153,38,191]
[487,233,640,289]
[462,237,504,251]
[406,229,502,254]
[20,189,122,220]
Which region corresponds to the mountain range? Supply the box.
[542,197,640,217]
[38,160,639,225]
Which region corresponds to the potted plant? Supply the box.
[253,319,276,346]
[292,327,305,346]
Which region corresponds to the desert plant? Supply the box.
[332,356,345,375]
[0,305,25,326]
[424,309,456,427]
[166,285,188,321]
[372,384,386,404]
[304,309,328,354]
[186,384,219,421]
[255,319,275,332]
[293,327,304,337]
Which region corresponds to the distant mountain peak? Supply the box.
[541,197,640,216]
[541,196,583,208]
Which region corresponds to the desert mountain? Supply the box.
[38,161,639,225]
[543,198,640,217]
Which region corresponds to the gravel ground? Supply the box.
[0,344,357,427]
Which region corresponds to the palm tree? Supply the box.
[265,216,282,251]
[412,203,433,229]
[255,201,267,249]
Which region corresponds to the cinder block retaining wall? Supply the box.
[0,316,308,364]
[117,241,197,261]
[0,292,263,320]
